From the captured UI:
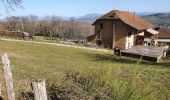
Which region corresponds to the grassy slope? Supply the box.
[0,40,170,99]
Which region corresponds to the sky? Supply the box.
[0,0,170,18]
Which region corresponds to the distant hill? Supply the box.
[143,13,170,26]
[76,12,157,23]
[76,14,102,23]
[36,12,170,30]
[136,12,156,16]
[77,14,102,19]
[76,12,170,30]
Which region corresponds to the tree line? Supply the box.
[0,15,94,40]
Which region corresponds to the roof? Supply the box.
[93,10,154,30]
[86,34,96,41]
[23,32,31,37]
[146,28,159,35]
[158,29,170,39]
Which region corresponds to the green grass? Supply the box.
[0,40,170,99]
[33,36,58,43]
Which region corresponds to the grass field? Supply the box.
[0,40,170,99]
[33,36,56,42]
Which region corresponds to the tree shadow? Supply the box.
[93,54,136,63]
[85,52,170,68]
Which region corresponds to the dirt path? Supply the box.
[0,38,113,53]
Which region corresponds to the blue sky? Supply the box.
[0,0,170,17]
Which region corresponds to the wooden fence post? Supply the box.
[1,53,15,100]
[32,80,47,100]
[0,83,1,97]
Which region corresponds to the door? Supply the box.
[126,32,134,49]
[97,40,102,46]
[136,36,144,45]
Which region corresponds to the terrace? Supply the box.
[121,45,168,62]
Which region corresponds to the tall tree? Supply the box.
[1,0,22,12]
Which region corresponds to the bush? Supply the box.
[45,68,153,100]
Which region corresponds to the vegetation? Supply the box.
[1,13,170,42]
[0,0,169,99]
[0,16,93,40]
[0,40,169,99]
[0,0,22,11]
[33,36,58,43]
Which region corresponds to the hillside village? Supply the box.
[0,0,170,100]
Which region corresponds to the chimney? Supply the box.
[133,12,135,22]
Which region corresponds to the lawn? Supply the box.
[0,40,170,100]
[33,36,56,43]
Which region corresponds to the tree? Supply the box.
[0,15,94,41]
[1,0,22,12]
[4,16,21,31]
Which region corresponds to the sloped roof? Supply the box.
[146,28,159,35]
[93,10,154,30]
[23,32,31,37]
[86,34,96,41]
[158,29,170,39]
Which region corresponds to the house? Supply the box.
[87,10,159,49]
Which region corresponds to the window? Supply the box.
[127,31,132,36]
[99,23,103,30]
[97,33,101,38]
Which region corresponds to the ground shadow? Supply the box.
[18,91,34,100]
[85,52,170,68]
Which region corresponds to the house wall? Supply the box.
[94,19,137,49]
[94,19,114,48]
[115,20,138,49]
[114,20,127,49]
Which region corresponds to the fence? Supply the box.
[0,53,47,100]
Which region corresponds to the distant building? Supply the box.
[87,10,159,49]
[156,28,170,47]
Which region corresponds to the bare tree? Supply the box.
[1,0,22,12]
[0,0,95,41]
[0,15,94,41]
[3,16,21,31]
[27,15,38,35]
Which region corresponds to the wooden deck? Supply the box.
[121,46,168,62]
